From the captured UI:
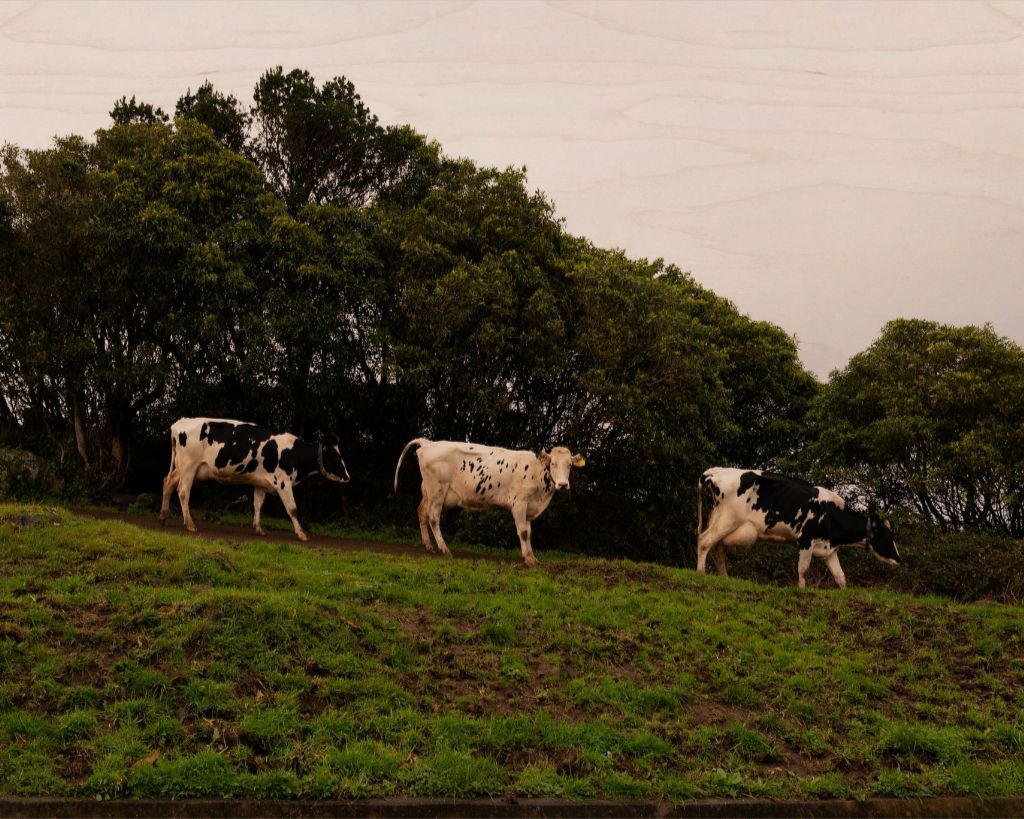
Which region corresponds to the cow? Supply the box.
[159,417,350,542]
[393,438,585,565]
[696,467,900,588]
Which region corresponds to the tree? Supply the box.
[805,319,1024,536]
[691,296,819,469]
[175,81,250,154]
[249,67,439,212]
[2,68,824,563]
[0,119,293,484]
[0,136,100,465]
[110,95,169,125]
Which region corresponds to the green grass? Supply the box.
[1,503,1022,800]
[108,494,1024,604]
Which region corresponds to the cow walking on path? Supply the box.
[696,467,900,588]
[394,438,584,565]
[159,418,350,542]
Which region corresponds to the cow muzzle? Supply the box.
[867,547,900,567]
[556,481,570,490]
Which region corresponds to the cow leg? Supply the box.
[274,482,308,542]
[712,543,728,577]
[824,549,847,589]
[159,469,179,525]
[426,495,451,557]
[252,488,267,536]
[418,489,436,553]
[177,467,199,533]
[797,548,814,588]
[696,528,720,574]
[513,504,536,567]
[697,519,741,574]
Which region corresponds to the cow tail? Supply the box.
[394,438,427,493]
[167,428,178,475]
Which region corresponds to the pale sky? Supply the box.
[2,0,1023,377]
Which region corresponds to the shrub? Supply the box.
[718,525,1024,603]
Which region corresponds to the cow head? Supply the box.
[318,438,351,484]
[540,446,585,491]
[866,511,900,565]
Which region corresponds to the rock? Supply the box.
[0,506,61,530]
[8,513,41,531]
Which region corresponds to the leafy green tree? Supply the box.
[543,246,730,559]
[0,186,15,439]
[0,120,293,483]
[1,68,822,563]
[175,81,250,153]
[110,95,169,125]
[0,137,100,465]
[250,67,384,212]
[806,319,1024,536]
[249,67,440,212]
[693,297,819,469]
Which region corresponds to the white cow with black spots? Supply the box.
[159,417,350,542]
[393,438,585,565]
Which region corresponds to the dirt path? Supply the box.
[73,508,505,563]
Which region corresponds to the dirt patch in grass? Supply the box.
[683,701,754,727]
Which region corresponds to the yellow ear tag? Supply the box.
[574,455,586,467]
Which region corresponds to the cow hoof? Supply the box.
[524,555,538,567]
[297,532,309,543]
[186,526,198,534]
[254,527,266,536]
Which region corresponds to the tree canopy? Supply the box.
[804,319,1024,537]
[0,67,853,561]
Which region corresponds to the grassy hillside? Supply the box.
[1,505,1022,801]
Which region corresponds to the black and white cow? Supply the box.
[159,417,350,542]
[696,467,900,588]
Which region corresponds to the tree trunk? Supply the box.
[107,402,131,486]
[109,431,129,486]
[73,394,90,468]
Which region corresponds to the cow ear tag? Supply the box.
[574,455,586,467]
